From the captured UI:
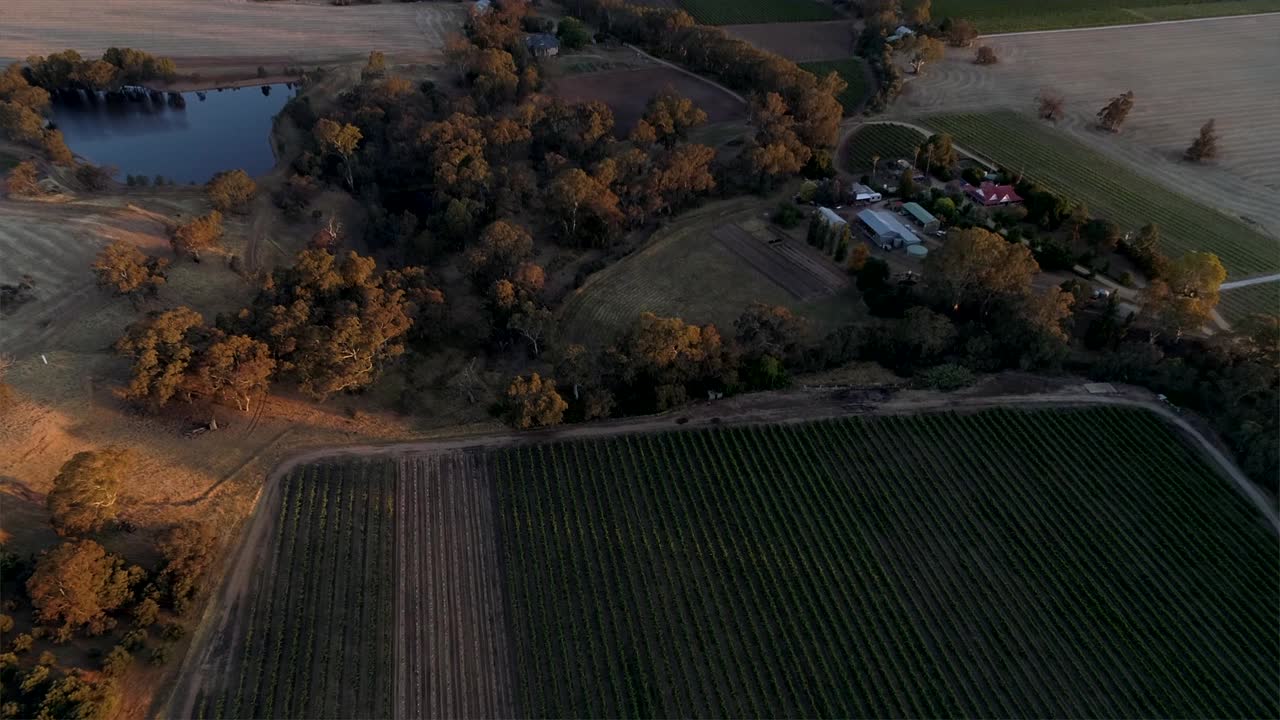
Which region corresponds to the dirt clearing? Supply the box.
[552,66,746,135]
[894,13,1280,236]
[0,0,464,65]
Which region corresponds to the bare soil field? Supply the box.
[894,13,1280,236]
[713,221,849,301]
[723,21,857,62]
[0,0,464,65]
[551,66,746,135]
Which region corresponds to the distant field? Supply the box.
[551,66,745,136]
[924,111,1278,276]
[800,58,869,115]
[676,0,838,25]
[495,408,1279,717]
[722,21,854,62]
[931,0,1280,33]
[842,123,927,173]
[1219,281,1280,324]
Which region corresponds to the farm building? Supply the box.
[850,183,882,203]
[526,33,560,57]
[856,209,921,249]
[818,206,847,228]
[888,25,915,41]
[472,0,492,14]
[965,181,1023,207]
[902,202,940,232]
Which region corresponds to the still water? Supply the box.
[51,84,296,184]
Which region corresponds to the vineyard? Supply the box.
[799,58,870,115]
[493,408,1279,718]
[676,0,837,25]
[842,123,928,173]
[931,0,1280,32]
[1218,281,1280,325]
[190,461,396,720]
[924,111,1278,277]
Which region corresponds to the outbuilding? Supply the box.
[856,209,920,249]
[818,206,847,229]
[902,202,940,233]
[850,183,882,203]
[525,33,561,57]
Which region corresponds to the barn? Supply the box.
[856,209,920,249]
[902,202,940,233]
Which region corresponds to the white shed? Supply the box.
[851,183,882,203]
[818,206,847,228]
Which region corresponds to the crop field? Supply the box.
[0,0,463,63]
[676,0,838,25]
[842,123,927,173]
[494,407,1279,717]
[897,14,1280,239]
[1218,281,1280,325]
[191,461,396,720]
[931,0,1280,33]
[722,21,854,62]
[799,59,869,115]
[924,112,1278,276]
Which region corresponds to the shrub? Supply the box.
[4,160,42,197]
[772,203,803,228]
[101,645,132,677]
[918,363,975,391]
[557,17,591,50]
[205,169,257,212]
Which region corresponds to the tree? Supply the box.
[114,306,205,409]
[4,160,41,197]
[312,118,362,189]
[891,306,956,369]
[1096,90,1135,132]
[34,673,120,720]
[1124,222,1168,278]
[46,448,131,537]
[735,303,807,364]
[902,0,931,24]
[897,167,917,198]
[743,92,812,189]
[918,133,958,174]
[909,36,945,74]
[640,89,708,148]
[27,540,138,638]
[974,45,998,65]
[1141,252,1226,341]
[363,50,386,79]
[465,220,534,284]
[188,333,275,412]
[547,167,621,244]
[1036,89,1065,123]
[848,242,870,271]
[508,301,555,356]
[156,523,216,612]
[944,18,979,47]
[505,373,567,429]
[557,17,591,50]
[170,211,224,257]
[205,169,257,212]
[92,240,168,303]
[42,129,74,165]
[1183,119,1218,162]
[924,227,1039,313]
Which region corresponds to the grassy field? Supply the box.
[842,123,927,173]
[495,407,1279,717]
[676,0,838,24]
[1219,281,1280,324]
[931,0,1280,33]
[924,111,1278,276]
[799,58,869,115]
[192,462,396,720]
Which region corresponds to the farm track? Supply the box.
[895,13,1280,237]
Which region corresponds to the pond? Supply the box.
[51,83,297,185]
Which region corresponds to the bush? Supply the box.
[771,203,803,228]
[918,364,975,391]
[148,645,169,666]
[4,160,42,197]
[557,17,591,50]
[160,623,185,642]
[101,645,132,677]
[206,169,257,212]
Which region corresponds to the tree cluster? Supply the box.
[23,48,177,93]
[205,169,258,212]
[92,239,169,304]
[0,63,72,162]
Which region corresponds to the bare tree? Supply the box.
[1184,119,1218,162]
[1036,89,1065,123]
[1096,90,1135,132]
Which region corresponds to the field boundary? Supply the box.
[984,9,1280,37]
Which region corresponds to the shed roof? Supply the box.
[856,209,920,244]
[525,33,560,50]
[818,207,846,226]
[851,183,879,196]
[902,202,937,225]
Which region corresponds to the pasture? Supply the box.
[924,111,1278,276]
[842,123,928,173]
[0,0,463,63]
[896,14,1280,240]
[799,58,870,115]
[723,21,855,62]
[931,0,1280,33]
[1218,281,1280,325]
[550,67,745,136]
[676,0,838,25]
[495,408,1279,717]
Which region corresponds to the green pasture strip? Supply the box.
[800,58,870,115]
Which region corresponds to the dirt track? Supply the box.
[0,0,463,64]
[894,13,1280,236]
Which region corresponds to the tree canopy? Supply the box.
[27,540,139,638]
[46,448,131,536]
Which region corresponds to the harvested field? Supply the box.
[0,0,464,64]
[723,21,855,61]
[932,0,1280,33]
[897,14,1280,241]
[551,67,745,135]
[676,0,839,24]
[1218,281,1280,325]
[842,123,927,172]
[495,408,1280,717]
[924,112,1277,276]
[800,58,870,115]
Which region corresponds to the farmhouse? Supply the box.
[818,206,847,229]
[850,183,882,203]
[856,209,920,249]
[965,181,1023,207]
[526,33,560,57]
[902,202,939,232]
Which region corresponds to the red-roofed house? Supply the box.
[965,182,1023,207]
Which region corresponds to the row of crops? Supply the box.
[842,123,927,174]
[923,111,1277,276]
[931,0,1280,32]
[1218,280,1280,325]
[676,0,837,25]
[194,461,395,720]
[493,408,1279,718]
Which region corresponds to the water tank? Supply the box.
[906,245,928,258]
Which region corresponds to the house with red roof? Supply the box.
[964,181,1023,207]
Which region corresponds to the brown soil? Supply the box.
[551,66,746,135]
[723,20,859,62]
[712,221,849,301]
